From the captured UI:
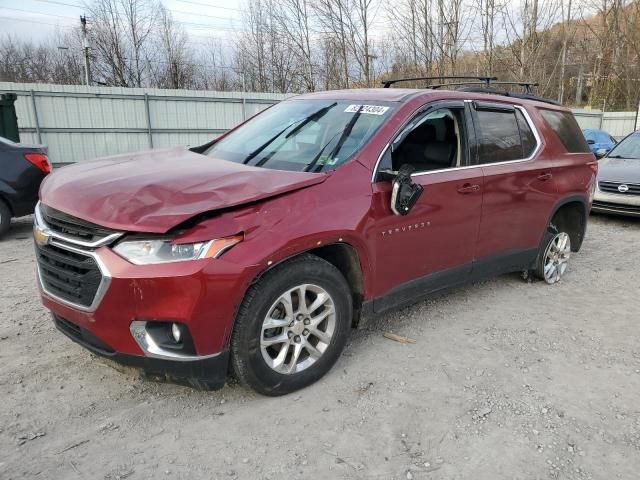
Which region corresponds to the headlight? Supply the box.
[113,235,243,265]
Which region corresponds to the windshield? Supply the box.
[608,132,640,159]
[204,99,395,172]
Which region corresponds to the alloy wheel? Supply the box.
[543,232,571,284]
[260,283,336,374]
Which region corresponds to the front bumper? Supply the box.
[53,314,229,389]
[35,216,258,388]
[592,188,640,217]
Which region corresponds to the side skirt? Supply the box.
[363,248,538,318]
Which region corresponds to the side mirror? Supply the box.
[595,148,607,159]
[390,164,423,215]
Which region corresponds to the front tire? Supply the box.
[230,254,352,396]
[534,223,571,284]
[0,200,11,239]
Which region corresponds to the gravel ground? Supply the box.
[1,213,639,480]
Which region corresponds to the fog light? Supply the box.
[171,323,182,343]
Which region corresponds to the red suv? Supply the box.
[34,80,597,395]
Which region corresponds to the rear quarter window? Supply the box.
[540,110,590,153]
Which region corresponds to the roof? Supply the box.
[290,87,569,110]
[292,88,426,102]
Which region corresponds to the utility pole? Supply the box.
[80,16,91,86]
[575,68,584,107]
[558,0,572,104]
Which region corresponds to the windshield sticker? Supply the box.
[344,104,389,115]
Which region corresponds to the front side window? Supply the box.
[540,109,590,153]
[204,99,395,172]
[607,132,640,159]
[390,107,466,172]
[476,109,523,163]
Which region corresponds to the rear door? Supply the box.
[370,100,483,310]
[471,102,556,272]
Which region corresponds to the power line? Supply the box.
[1,5,242,32]
[25,0,240,22]
[0,6,80,20]
[0,15,75,28]
[174,0,243,13]
[24,0,86,9]
[170,8,239,22]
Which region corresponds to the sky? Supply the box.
[0,0,246,45]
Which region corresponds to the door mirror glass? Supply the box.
[595,148,607,159]
[391,165,424,215]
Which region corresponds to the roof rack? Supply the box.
[457,87,560,106]
[381,76,497,88]
[381,75,558,105]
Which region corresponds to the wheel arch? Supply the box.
[248,240,369,328]
[546,195,589,252]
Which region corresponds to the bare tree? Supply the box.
[86,0,158,86]
[272,0,316,91]
[150,5,195,88]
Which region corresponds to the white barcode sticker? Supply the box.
[344,104,390,115]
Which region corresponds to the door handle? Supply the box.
[457,183,481,194]
[537,172,553,181]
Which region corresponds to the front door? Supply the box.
[370,102,483,311]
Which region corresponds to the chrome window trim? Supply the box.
[36,239,111,313]
[129,321,222,361]
[371,104,543,181]
[35,202,124,248]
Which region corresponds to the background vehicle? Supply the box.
[592,130,640,217]
[35,79,595,395]
[583,128,616,157]
[0,136,51,238]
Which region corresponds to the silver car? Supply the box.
[592,131,640,217]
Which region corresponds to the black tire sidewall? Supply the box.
[0,200,11,238]
[232,256,352,395]
[535,223,559,280]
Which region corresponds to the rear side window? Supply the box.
[540,110,590,153]
[516,110,537,157]
[475,109,523,163]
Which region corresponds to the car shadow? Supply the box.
[3,215,34,242]
[590,211,640,227]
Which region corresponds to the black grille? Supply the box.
[40,204,116,242]
[592,201,640,213]
[598,181,640,196]
[37,243,103,307]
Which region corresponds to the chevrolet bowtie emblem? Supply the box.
[33,226,50,246]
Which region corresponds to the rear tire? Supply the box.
[0,200,11,239]
[230,254,352,396]
[534,223,572,284]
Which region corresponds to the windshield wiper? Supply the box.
[304,106,364,172]
[242,124,293,165]
[303,130,344,173]
[285,102,337,139]
[243,103,338,166]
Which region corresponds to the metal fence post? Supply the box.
[144,93,153,148]
[241,74,247,121]
[30,90,42,144]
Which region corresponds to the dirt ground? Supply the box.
[1,213,639,480]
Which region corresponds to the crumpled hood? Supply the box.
[40,147,327,233]
[597,157,640,184]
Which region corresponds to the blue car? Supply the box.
[582,128,616,156]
